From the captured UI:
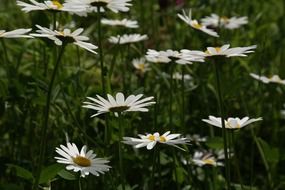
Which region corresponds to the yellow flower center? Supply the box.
[148,135,155,141]
[203,159,215,165]
[205,47,221,55]
[138,64,145,71]
[220,16,230,24]
[52,0,63,9]
[192,23,202,29]
[109,106,130,112]
[73,156,91,167]
[159,136,166,142]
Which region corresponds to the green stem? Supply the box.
[97,6,106,95]
[32,44,66,190]
[78,177,82,190]
[181,66,185,132]
[214,62,231,190]
[169,64,174,128]
[151,148,157,190]
[1,39,9,65]
[118,114,125,190]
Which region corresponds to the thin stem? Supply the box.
[1,39,9,65]
[181,66,185,132]
[32,44,66,190]
[97,6,106,95]
[118,114,125,190]
[169,64,174,128]
[214,62,231,190]
[78,177,82,190]
[151,148,157,190]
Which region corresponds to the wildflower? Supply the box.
[101,18,138,28]
[31,25,97,54]
[203,44,256,57]
[0,29,32,38]
[201,14,248,29]
[108,34,148,44]
[17,0,84,14]
[82,92,155,117]
[187,134,207,145]
[192,151,223,167]
[173,72,192,80]
[123,131,189,150]
[146,49,204,64]
[250,73,285,85]
[132,58,150,73]
[55,142,110,177]
[177,9,219,37]
[202,116,262,129]
[64,0,132,14]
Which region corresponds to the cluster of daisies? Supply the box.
[3,0,272,180]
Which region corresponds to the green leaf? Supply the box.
[257,138,279,164]
[206,137,224,149]
[57,169,77,180]
[39,164,65,184]
[6,164,34,182]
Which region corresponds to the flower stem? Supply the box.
[118,114,126,190]
[97,6,106,95]
[151,148,157,190]
[213,62,231,189]
[78,177,82,190]
[32,44,66,190]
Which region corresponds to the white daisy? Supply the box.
[202,116,262,129]
[16,0,85,14]
[204,44,257,57]
[101,18,138,28]
[123,131,189,150]
[31,25,97,54]
[0,28,32,38]
[132,58,150,73]
[187,134,207,145]
[201,14,248,29]
[55,142,110,177]
[146,49,204,65]
[192,151,223,167]
[250,73,285,85]
[173,72,192,80]
[108,34,148,44]
[64,0,132,14]
[177,9,219,37]
[82,92,155,117]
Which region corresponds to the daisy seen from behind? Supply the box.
[82,92,155,117]
[177,9,219,37]
[101,18,138,28]
[31,25,97,54]
[55,142,110,177]
[202,116,262,129]
[250,73,285,85]
[0,28,32,38]
[123,131,189,150]
[108,34,148,44]
[64,0,132,14]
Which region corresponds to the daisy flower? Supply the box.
[101,18,138,28]
[55,142,110,177]
[0,28,32,38]
[250,73,285,85]
[31,25,97,54]
[108,34,148,44]
[123,131,189,150]
[64,0,132,14]
[202,115,262,129]
[201,14,248,29]
[192,151,223,167]
[177,9,219,37]
[82,92,155,117]
[132,58,150,73]
[187,134,207,145]
[146,49,204,65]
[203,44,257,57]
[17,0,85,14]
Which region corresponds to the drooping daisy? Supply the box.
[108,34,148,44]
[31,25,97,54]
[132,58,150,73]
[101,18,138,28]
[146,49,204,65]
[0,29,32,38]
[250,73,285,85]
[17,0,85,14]
[55,142,111,177]
[192,151,223,167]
[123,131,189,150]
[187,134,207,145]
[177,9,219,37]
[64,0,132,14]
[202,116,262,129]
[204,44,257,57]
[201,14,248,30]
[82,92,155,117]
